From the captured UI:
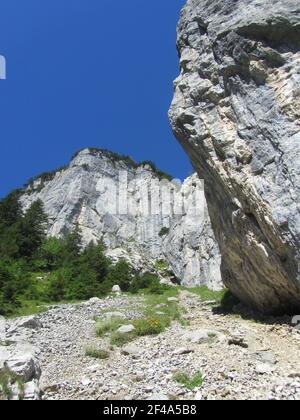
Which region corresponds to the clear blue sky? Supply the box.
[0,0,191,197]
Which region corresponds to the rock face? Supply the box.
[169,0,300,313]
[20,148,222,290]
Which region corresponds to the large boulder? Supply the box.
[169,0,300,313]
[4,344,41,382]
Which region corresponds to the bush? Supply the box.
[0,262,29,316]
[129,272,171,295]
[155,259,169,271]
[173,371,204,390]
[85,347,109,360]
[106,259,134,292]
[147,277,171,295]
[95,318,125,337]
[110,331,136,347]
[158,227,170,237]
[129,272,158,294]
[33,238,64,271]
[133,317,165,336]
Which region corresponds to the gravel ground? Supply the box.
[26,291,300,400]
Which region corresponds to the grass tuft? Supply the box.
[133,317,165,336]
[85,346,110,360]
[173,371,204,390]
[185,286,227,304]
[95,318,125,337]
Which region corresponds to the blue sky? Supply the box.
[0,0,191,197]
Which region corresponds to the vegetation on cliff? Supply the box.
[0,193,171,316]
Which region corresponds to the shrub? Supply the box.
[133,317,165,336]
[85,347,109,360]
[159,227,170,237]
[110,331,136,347]
[147,278,171,295]
[129,272,158,294]
[173,371,204,390]
[33,238,64,271]
[106,259,134,292]
[155,259,169,271]
[95,318,125,337]
[47,268,70,302]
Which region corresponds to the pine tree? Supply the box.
[106,259,133,292]
[80,241,109,282]
[0,190,22,229]
[63,224,82,261]
[18,200,48,258]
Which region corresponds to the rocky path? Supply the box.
[3,291,300,400]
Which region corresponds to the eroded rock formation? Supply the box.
[21,148,222,290]
[169,0,300,313]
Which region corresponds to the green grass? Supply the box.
[173,371,204,391]
[185,286,227,304]
[110,331,137,347]
[11,300,49,318]
[9,298,84,319]
[154,259,169,271]
[85,346,110,360]
[183,287,240,313]
[93,288,185,347]
[95,318,126,337]
[133,317,166,336]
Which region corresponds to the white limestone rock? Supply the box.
[169,0,300,313]
[20,148,223,291]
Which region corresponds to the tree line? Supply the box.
[0,192,165,316]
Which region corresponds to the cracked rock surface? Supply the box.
[169,0,300,313]
[20,148,222,290]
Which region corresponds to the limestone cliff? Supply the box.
[20,148,222,290]
[169,0,300,312]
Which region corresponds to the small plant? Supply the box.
[159,227,170,237]
[187,286,227,304]
[155,259,169,271]
[208,332,217,339]
[132,375,144,383]
[81,164,90,171]
[85,346,109,360]
[173,371,204,391]
[95,318,125,337]
[110,331,136,347]
[134,317,165,336]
